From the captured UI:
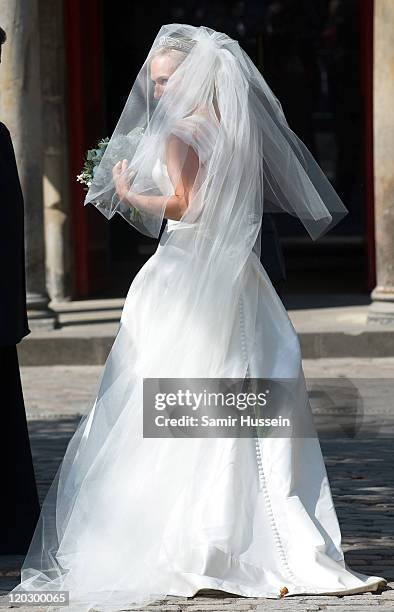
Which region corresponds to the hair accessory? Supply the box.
[157,35,196,53]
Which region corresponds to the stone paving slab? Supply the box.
[0,590,393,611]
[19,358,394,420]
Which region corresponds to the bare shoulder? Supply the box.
[183,109,219,127]
[169,110,219,165]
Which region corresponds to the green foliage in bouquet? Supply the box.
[77,138,110,189]
[77,130,146,227]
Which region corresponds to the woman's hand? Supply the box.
[112,159,136,205]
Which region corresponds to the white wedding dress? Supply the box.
[9,143,386,612]
[144,158,385,599]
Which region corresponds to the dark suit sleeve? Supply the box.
[260,212,287,282]
[0,122,30,345]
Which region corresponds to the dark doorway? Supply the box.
[97,0,370,297]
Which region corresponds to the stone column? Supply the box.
[0,0,56,328]
[367,0,394,325]
[39,0,72,301]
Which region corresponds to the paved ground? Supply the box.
[0,358,393,610]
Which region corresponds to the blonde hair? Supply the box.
[149,45,188,68]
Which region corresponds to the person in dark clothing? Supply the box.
[260,212,287,302]
[0,26,40,554]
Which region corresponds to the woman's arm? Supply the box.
[112,134,199,221]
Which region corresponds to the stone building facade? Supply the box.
[0,0,393,325]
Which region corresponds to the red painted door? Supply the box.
[360,0,376,292]
[64,0,107,298]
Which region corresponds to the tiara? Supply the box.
[157,35,196,53]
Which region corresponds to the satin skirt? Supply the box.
[7,235,386,612]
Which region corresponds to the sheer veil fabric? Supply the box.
[4,23,386,612]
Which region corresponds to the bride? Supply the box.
[5,23,386,612]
